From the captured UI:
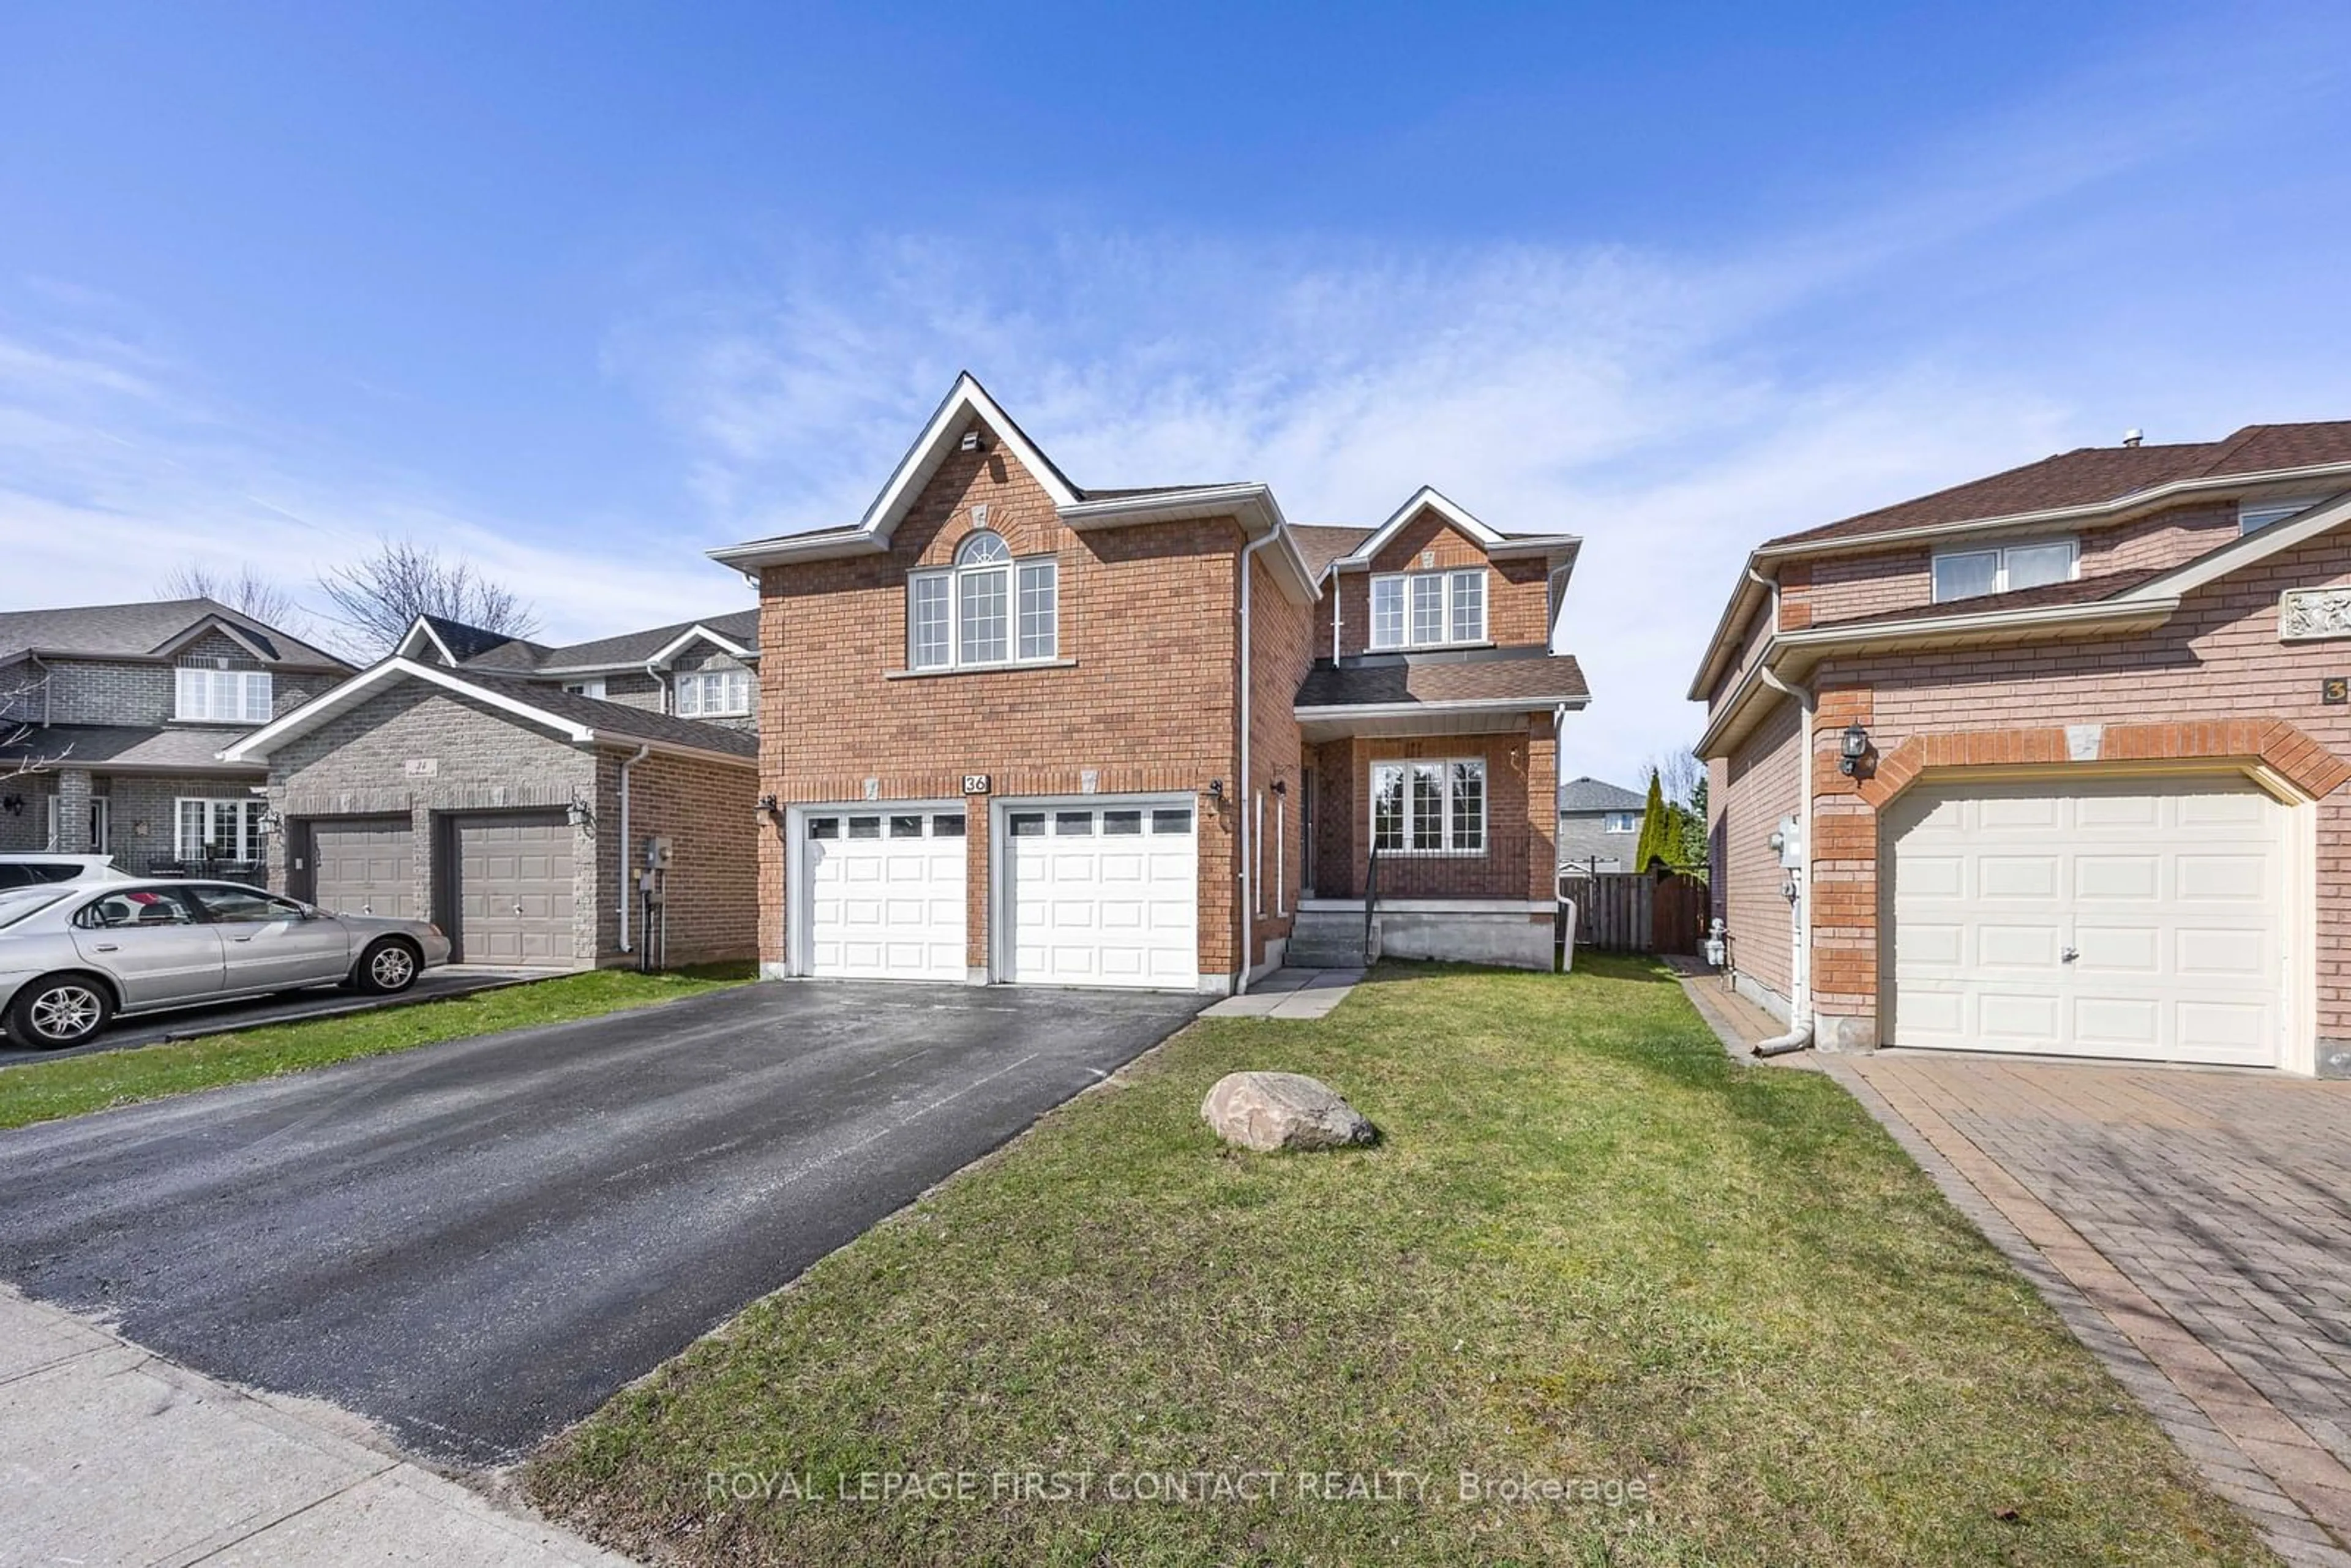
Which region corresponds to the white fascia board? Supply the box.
[604,735,760,771]
[1687,568,1772,702]
[1486,532,1583,560]
[1293,694,1590,721]
[643,623,759,668]
[708,373,1081,572]
[1333,487,1504,568]
[219,656,596,762]
[394,615,458,664]
[2126,489,2351,599]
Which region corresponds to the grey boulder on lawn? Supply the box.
[0,880,451,1049]
[1201,1071,1377,1152]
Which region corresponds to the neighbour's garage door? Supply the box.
[308,817,414,919]
[451,811,575,967]
[1004,802,1198,989]
[804,808,967,980]
[1888,776,2282,1067]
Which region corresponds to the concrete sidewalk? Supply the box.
[0,1286,629,1567]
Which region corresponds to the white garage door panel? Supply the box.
[806,810,966,981]
[1006,803,1198,989]
[1889,777,2282,1067]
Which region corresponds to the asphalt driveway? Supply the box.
[0,980,1202,1466]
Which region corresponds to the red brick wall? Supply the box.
[1715,697,1801,1003]
[756,412,1278,984]
[1315,509,1553,656]
[1247,550,1311,964]
[1306,724,1551,901]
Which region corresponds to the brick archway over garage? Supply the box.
[1799,712,2351,1054]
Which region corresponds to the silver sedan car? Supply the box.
[0,880,452,1049]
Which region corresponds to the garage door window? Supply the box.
[1104,810,1142,835]
[809,817,840,839]
[848,816,880,839]
[1151,808,1191,834]
[1010,812,1046,837]
[934,813,966,837]
[890,815,923,838]
[1057,811,1094,835]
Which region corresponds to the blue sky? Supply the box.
[4,2,2348,786]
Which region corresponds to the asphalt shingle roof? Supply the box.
[442,670,759,757]
[1557,776,1644,813]
[1767,422,2351,549]
[0,599,347,669]
[1288,525,1375,579]
[1294,650,1589,710]
[450,609,759,674]
[0,724,261,772]
[1809,568,2170,631]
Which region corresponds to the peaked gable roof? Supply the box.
[0,598,347,669]
[218,657,757,767]
[1557,776,1645,812]
[396,613,546,667]
[1325,487,1583,573]
[448,607,761,675]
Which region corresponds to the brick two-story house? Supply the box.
[711,375,1588,992]
[219,609,762,969]
[1693,422,2351,1075]
[0,599,349,875]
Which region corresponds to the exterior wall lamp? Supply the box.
[1839,720,1871,776]
[566,798,595,831]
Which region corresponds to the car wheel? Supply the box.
[7,974,114,1049]
[353,938,421,996]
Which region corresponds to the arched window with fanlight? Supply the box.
[907,529,1058,670]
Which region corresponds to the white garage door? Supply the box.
[1004,802,1198,989]
[1888,776,2284,1067]
[805,808,967,980]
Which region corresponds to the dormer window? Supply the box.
[174,660,272,723]
[908,530,1059,671]
[1930,538,2076,604]
[1370,568,1485,650]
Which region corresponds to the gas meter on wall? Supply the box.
[1765,815,1804,869]
[642,836,673,871]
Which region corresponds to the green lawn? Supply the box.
[525,958,2265,1567]
[0,963,752,1131]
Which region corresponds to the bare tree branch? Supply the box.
[159,562,307,634]
[1,668,69,785]
[315,539,539,659]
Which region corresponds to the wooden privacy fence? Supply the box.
[1569,870,1709,955]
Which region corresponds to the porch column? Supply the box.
[51,767,92,853]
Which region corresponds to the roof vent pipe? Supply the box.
[2123,429,2144,448]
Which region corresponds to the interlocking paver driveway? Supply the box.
[1848,1053,2351,1565]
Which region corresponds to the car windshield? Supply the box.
[0,887,72,928]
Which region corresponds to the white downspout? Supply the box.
[1755,659,1815,1056]
[1235,531,1280,995]
[617,743,650,953]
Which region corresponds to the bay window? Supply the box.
[1370,568,1487,649]
[175,664,273,723]
[1370,758,1487,854]
[907,530,1060,670]
[175,798,266,862]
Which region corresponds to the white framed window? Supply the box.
[1930,538,2077,603]
[2241,497,2323,535]
[1369,758,1487,854]
[563,677,607,699]
[1369,568,1487,649]
[174,663,272,723]
[907,531,1060,672]
[175,797,266,861]
[1603,811,1639,834]
[673,667,751,717]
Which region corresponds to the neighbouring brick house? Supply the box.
[1692,421,2351,1075]
[219,610,762,969]
[711,374,1588,992]
[0,599,350,875]
[1555,776,1646,875]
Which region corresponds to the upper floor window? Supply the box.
[2241,497,2323,535]
[563,677,607,699]
[1930,538,2076,604]
[909,530,1059,671]
[1370,568,1485,649]
[674,667,751,717]
[1603,811,1639,834]
[175,662,272,723]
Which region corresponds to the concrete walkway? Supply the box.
[0,1286,629,1566]
[1201,967,1363,1019]
[1680,972,2351,1567]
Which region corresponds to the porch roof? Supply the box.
[0,724,263,775]
[1293,650,1588,740]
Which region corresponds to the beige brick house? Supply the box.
[1692,422,2351,1075]
[220,612,762,969]
[712,375,1588,993]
